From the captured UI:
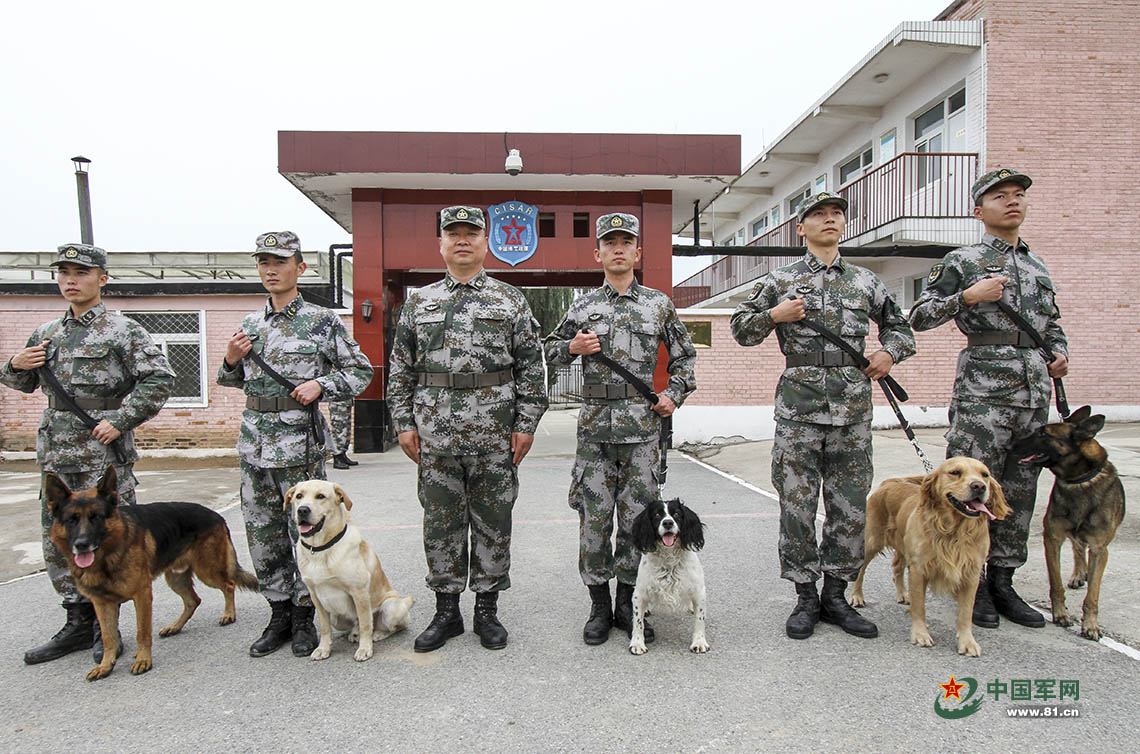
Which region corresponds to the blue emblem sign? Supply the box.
[488,201,538,267]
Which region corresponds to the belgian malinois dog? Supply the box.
[1012,406,1126,640]
[46,465,259,680]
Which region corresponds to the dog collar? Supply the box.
[1066,464,1105,485]
[300,525,348,553]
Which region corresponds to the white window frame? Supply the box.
[124,310,208,408]
[751,214,769,239]
[838,145,874,187]
[913,87,966,187]
[787,186,813,219]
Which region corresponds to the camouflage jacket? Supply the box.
[909,233,1067,408]
[545,279,697,443]
[386,270,548,456]
[0,302,174,472]
[731,252,915,426]
[217,295,373,468]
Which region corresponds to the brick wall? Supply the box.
[0,294,353,451]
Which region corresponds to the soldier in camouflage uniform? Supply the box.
[329,398,358,469]
[217,231,374,657]
[544,212,696,645]
[732,193,915,641]
[1,243,174,665]
[387,206,547,652]
[910,169,1068,630]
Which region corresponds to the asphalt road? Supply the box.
[0,411,1136,752]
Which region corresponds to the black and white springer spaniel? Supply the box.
[629,498,709,655]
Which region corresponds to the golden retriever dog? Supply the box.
[285,480,413,661]
[848,457,1010,656]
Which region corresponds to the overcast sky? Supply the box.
[2,0,950,284]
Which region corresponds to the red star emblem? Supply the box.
[501,218,525,245]
[939,675,966,701]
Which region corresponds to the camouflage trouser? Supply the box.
[40,465,137,604]
[945,400,1049,569]
[330,399,352,455]
[239,459,324,604]
[569,439,660,586]
[418,451,517,594]
[771,418,872,583]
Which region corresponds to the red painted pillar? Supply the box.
[351,188,385,399]
[642,190,674,392]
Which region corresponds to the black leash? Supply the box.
[993,300,1070,419]
[788,301,933,473]
[243,344,325,475]
[36,360,129,465]
[580,329,671,485]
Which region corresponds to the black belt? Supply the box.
[582,383,643,400]
[967,331,1037,347]
[246,395,306,412]
[417,370,513,388]
[785,352,861,368]
[47,395,123,410]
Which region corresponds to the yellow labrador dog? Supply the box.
[285,480,413,661]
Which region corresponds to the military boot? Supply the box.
[613,582,654,644]
[92,614,123,664]
[786,581,821,640]
[819,575,878,638]
[583,583,613,645]
[987,565,1045,627]
[971,571,1000,628]
[23,602,96,665]
[291,603,319,656]
[414,592,464,653]
[343,454,358,466]
[332,453,352,470]
[473,592,508,650]
[249,599,293,657]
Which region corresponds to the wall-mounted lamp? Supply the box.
[361,299,374,323]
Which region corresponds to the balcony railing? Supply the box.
[674,152,977,307]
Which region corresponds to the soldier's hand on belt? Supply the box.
[652,394,677,418]
[10,341,50,371]
[863,350,895,380]
[224,331,253,367]
[398,429,421,464]
[511,432,535,466]
[92,419,122,445]
[1048,352,1069,378]
[569,329,601,355]
[771,296,806,323]
[291,379,323,406]
[962,276,1008,306]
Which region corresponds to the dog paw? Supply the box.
[1067,574,1087,589]
[1080,622,1101,641]
[957,637,981,657]
[158,625,181,637]
[86,664,113,682]
[910,628,935,647]
[353,645,374,662]
[310,645,331,661]
[896,594,911,605]
[629,641,648,655]
[218,614,236,627]
[848,593,866,608]
[690,640,710,654]
[1052,611,1072,627]
[130,656,152,675]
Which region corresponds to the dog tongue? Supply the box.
[967,500,997,521]
[662,533,677,548]
[298,524,313,535]
[74,552,95,568]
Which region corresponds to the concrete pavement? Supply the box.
[0,410,1136,752]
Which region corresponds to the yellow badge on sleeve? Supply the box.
[927,263,945,285]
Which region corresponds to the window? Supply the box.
[911,276,927,304]
[880,129,896,162]
[736,228,745,245]
[771,207,780,226]
[751,215,769,238]
[538,212,556,237]
[839,147,874,186]
[787,187,812,219]
[723,236,735,247]
[914,88,966,186]
[683,321,712,348]
[122,311,206,407]
[573,213,590,238]
[814,175,827,194]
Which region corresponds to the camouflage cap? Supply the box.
[596,212,640,239]
[797,192,848,222]
[440,206,487,230]
[51,243,107,269]
[971,168,1032,205]
[253,231,301,258]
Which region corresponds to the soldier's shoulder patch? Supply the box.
[749,281,763,299]
[927,263,945,285]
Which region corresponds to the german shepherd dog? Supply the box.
[46,465,259,680]
[1012,406,1126,640]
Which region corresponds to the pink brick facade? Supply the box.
[0,294,352,452]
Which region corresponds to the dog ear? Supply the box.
[283,485,297,511]
[1067,405,1092,425]
[334,484,353,511]
[1073,413,1106,443]
[919,468,939,510]
[97,464,119,507]
[630,503,658,554]
[987,475,1011,521]
[43,473,72,517]
[676,502,706,552]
